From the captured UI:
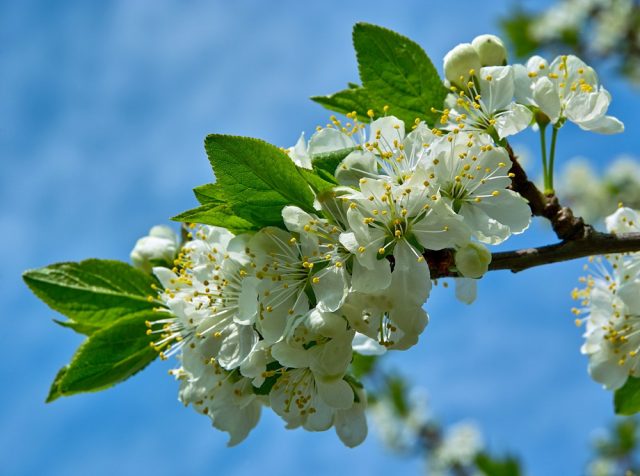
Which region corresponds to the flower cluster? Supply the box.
[574,207,640,390]
[131,33,627,446]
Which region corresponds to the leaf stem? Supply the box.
[547,126,559,195]
[539,124,549,192]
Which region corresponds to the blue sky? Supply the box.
[2,1,639,475]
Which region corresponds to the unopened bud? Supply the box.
[130,225,180,273]
[454,242,491,279]
[443,43,481,87]
[471,34,507,67]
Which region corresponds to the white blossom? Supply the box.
[514,54,624,134]
[151,225,259,369]
[130,225,179,273]
[441,66,533,139]
[172,345,263,447]
[427,133,531,244]
[575,226,640,389]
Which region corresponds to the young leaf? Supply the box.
[311,87,376,123]
[46,366,69,403]
[298,168,336,194]
[193,183,226,204]
[614,377,640,415]
[204,134,316,227]
[475,453,521,476]
[172,202,258,234]
[311,148,356,177]
[352,22,447,126]
[23,259,160,335]
[51,310,161,398]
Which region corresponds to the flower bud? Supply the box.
[130,225,179,273]
[443,43,481,87]
[454,242,491,279]
[471,34,507,67]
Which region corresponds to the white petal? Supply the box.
[215,400,262,447]
[304,400,334,431]
[476,189,532,235]
[460,204,510,245]
[152,266,178,289]
[455,278,477,304]
[335,150,378,187]
[577,114,624,134]
[351,258,392,293]
[588,352,629,390]
[478,66,514,111]
[388,246,431,307]
[369,116,405,154]
[513,64,534,105]
[309,128,355,156]
[335,403,368,447]
[413,211,471,250]
[271,341,312,368]
[288,132,312,169]
[311,336,354,378]
[217,324,259,370]
[236,276,259,325]
[316,377,354,409]
[352,332,387,356]
[533,77,561,123]
[313,266,348,312]
[308,309,348,338]
[605,207,640,234]
[282,206,314,233]
[494,103,533,138]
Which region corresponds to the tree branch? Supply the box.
[505,142,588,241]
[427,232,640,278]
[422,143,640,277]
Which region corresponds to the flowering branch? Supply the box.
[488,232,640,273]
[505,142,587,241]
[427,232,640,278]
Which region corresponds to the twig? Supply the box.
[505,142,587,241]
[427,232,640,278]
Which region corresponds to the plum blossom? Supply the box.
[514,54,624,134]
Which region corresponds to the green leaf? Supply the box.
[204,134,316,228]
[46,366,69,403]
[298,168,337,194]
[615,377,640,415]
[23,259,160,335]
[53,310,161,397]
[352,22,447,126]
[475,453,521,476]
[172,202,258,234]
[350,353,378,379]
[312,148,356,177]
[311,87,376,123]
[193,183,226,204]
